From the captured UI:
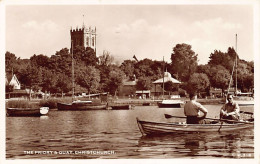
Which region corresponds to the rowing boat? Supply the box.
[110,104,131,110]
[136,117,253,135]
[6,107,49,117]
[57,101,107,110]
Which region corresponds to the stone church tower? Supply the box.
[70,25,96,53]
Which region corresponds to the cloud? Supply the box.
[22,20,59,31]
[192,17,242,34]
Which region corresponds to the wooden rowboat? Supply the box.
[6,107,49,117]
[110,104,131,110]
[57,102,107,110]
[136,117,253,135]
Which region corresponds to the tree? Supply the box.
[164,81,179,94]
[243,74,254,92]
[210,66,231,94]
[74,46,98,67]
[151,61,165,81]
[5,51,17,72]
[5,84,14,93]
[41,69,58,94]
[30,54,50,68]
[134,58,155,78]
[170,43,198,82]
[55,73,72,95]
[208,47,238,73]
[186,73,210,95]
[19,64,42,90]
[49,48,72,75]
[106,66,125,96]
[208,50,226,66]
[99,50,114,66]
[136,76,152,92]
[76,66,100,95]
[120,60,136,79]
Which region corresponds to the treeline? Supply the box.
[5,43,254,96]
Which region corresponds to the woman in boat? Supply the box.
[184,92,208,124]
[220,93,240,120]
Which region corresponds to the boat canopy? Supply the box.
[153,72,181,84]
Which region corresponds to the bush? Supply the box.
[39,98,60,109]
[178,88,187,97]
[6,100,40,108]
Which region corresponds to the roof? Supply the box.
[123,79,137,86]
[153,72,181,84]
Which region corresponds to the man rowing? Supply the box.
[184,92,208,124]
[220,93,240,120]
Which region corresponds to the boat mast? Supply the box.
[162,56,165,98]
[235,34,238,96]
[71,40,75,100]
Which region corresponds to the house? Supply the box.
[209,87,223,98]
[5,73,32,99]
[5,73,21,90]
[118,78,137,97]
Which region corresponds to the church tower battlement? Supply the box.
[70,25,96,53]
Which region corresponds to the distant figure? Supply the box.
[220,94,240,120]
[184,92,208,124]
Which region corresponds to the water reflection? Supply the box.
[138,130,253,158]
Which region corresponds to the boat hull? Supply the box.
[57,102,107,110]
[110,104,131,110]
[136,118,253,135]
[6,107,49,117]
[157,102,183,108]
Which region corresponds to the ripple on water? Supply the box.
[6,105,254,159]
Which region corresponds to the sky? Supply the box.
[4,2,256,65]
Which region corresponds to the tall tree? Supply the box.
[186,73,210,95]
[170,43,198,82]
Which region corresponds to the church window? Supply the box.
[86,37,89,46]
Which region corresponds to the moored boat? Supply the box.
[57,101,107,110]
[157,99,184,108]
[142,102,151,106]
[110,104,131,110]
[6,107,49,117]
[136,117,253,135]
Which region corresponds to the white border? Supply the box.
[1,0,259,164]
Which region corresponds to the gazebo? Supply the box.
[152,72,181,96]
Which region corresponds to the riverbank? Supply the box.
[109,98,223,106]
[6,97,224,108]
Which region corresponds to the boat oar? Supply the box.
[239,111,253,115]
[218,116,224,132]
[164,114,254,124]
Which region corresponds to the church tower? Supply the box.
[70,25,96,53]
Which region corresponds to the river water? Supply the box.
[6,105,254,159]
